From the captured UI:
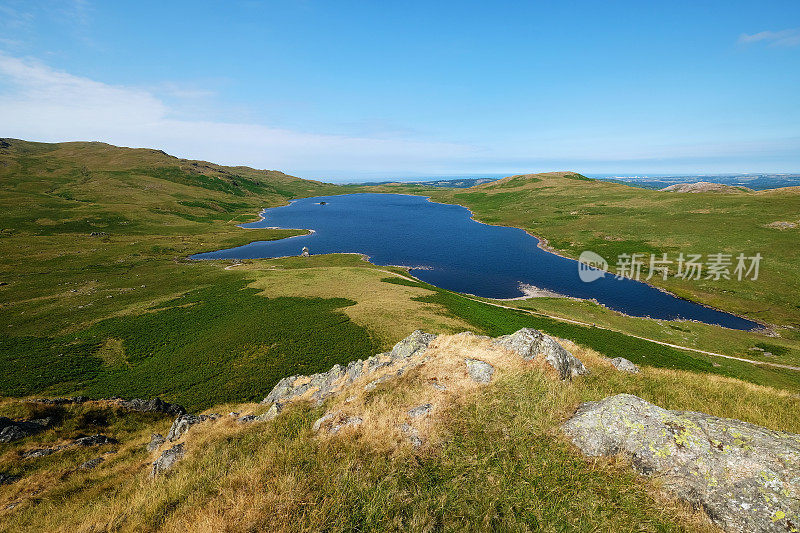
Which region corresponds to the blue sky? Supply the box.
[1,1,798,180]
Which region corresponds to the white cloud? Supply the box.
[0,52,477,175]
[738,28,800,47]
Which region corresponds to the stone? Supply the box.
[389,330,437,360]
[364,375,390,392]
[464,358,494,384]
[562,394,800,533]
[401,423,423,448]
[146,433,165,452]
[79,457,104,470]
[610,357,640,373]
[407,404,433,418]
[312,411,362,434]
[166,414,214,442]
[238,403,281,424]
[0,472,20,485]
[151,443,185,478]
[494,328,588,380]
[0,416,51,443]
[117,397,186,417]
[74,434,118,446]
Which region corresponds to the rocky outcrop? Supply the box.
[0,416,52,443]
[494,328,588,380]
[261,330,438,407]
[146,433,165,452]
[79,457,104,470]
[166,414,218,442]
[117,397,186,417]
[407,404,433,418]
[151,443,185,478]
[20,434,117,459]
[610,357,640,373]
[464,359,494,383]
[562,394,800,533]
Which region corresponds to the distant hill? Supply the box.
[660,181,753,193]
[358,176,501,188]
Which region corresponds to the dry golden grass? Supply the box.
[3,333,800,531]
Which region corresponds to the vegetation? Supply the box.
[2,336,798,531]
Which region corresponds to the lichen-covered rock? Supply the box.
[494,328,588,380]
[166,414,216,442]
[389,330,437,359]
[261,331,437,407]
[74,434,118,447]
[401,423,423,448]
[562,394,800,533]
[312,411,363,434]
[610,357,640,373]
[151,443,185,478]
[238,402,282,424]
[146,433,165,452]
[464,358,494,383]
[407,404,433,418]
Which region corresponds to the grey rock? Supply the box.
[390,330,437,360]
[401,423,423,448]
[0,416,51,443]
[74,434,118,446]
[0,472,20,485]
[166,414,214,442]
[117,397,186,417]
[79,457,104,470]
[146,433,165,452]
[364,375,390,392]
[494,328,589,380]
[610,357,640,373]
[464,358,494,384]
[21,446,61,459]
[407,404,433,418]
[429,379,447,391]
[313,411,363,434]
[150,443,185,478]
[238,402,282,424]
[563,394,800,533]
[312,412,338,432]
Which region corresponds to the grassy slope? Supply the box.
[2,336,799,531]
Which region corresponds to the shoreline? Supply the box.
[198,194,769,333]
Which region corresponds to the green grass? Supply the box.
[380,276,800,391]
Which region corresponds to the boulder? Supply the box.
[146,433,165,452]
[0,416,51,443]
[407,404,433,418]
[390,330,437,360]
[74,434,118,446]
[166,414,216,442]
[494,328,588,380]
[117,397,186,417]
[563,394,800,533]
[610,357,640,373]
[312,411,363,434]
[464,358,494,384]
[151,443,185,478]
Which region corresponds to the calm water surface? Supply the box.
[192,194,759,331]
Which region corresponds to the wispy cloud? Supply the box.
[0,52,476,175]
[738,28,800,47]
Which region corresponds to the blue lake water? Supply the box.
[192,193,759,331]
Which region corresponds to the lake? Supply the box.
[192,193,759,331]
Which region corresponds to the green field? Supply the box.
[2,140,800,412]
